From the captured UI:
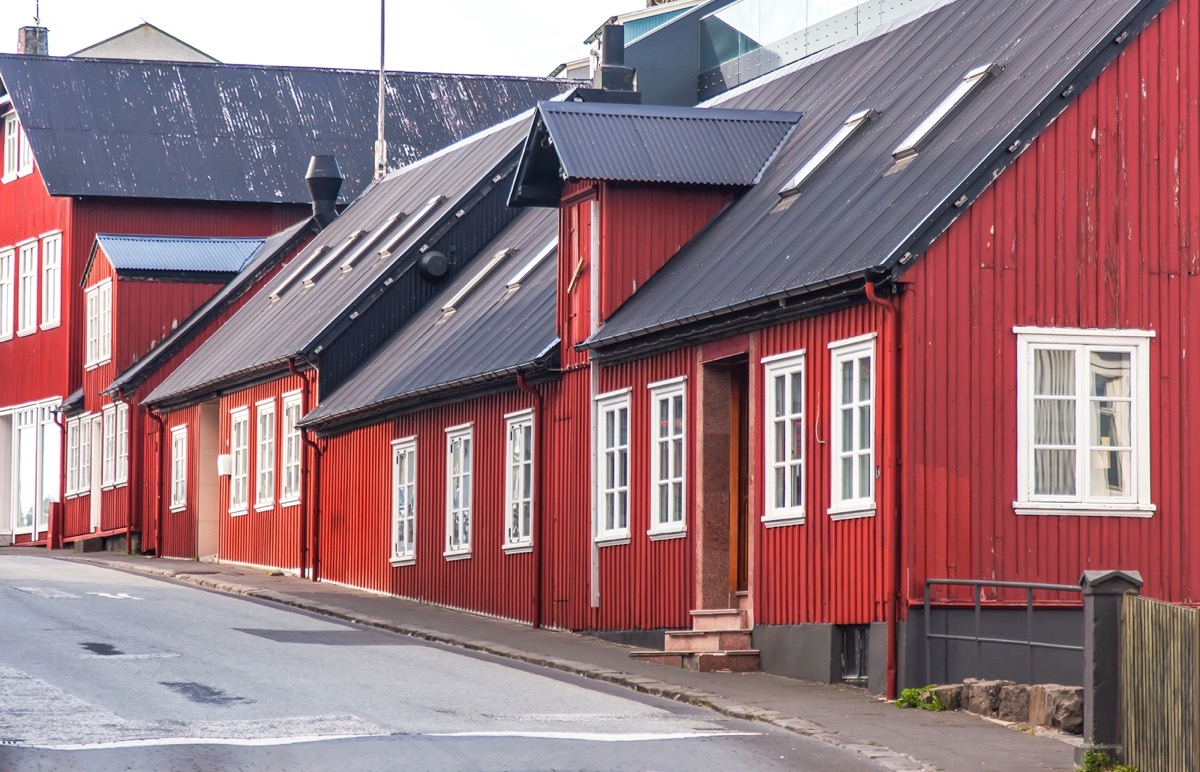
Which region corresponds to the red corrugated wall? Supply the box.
[901,0,1200,605]
[558,182,595,369]
[156,404,201,559]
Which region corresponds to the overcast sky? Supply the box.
[0,0,635,76]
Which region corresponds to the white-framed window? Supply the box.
[595,389,631,542]
[444,424,473,558]
[648,378,686,536]
[66,417,80,496]
[17,120,32,175]
[829,334,876,519]
[763,350,806,525]
[280,391,302,506]
[3,113,17,181]
[114,402,128,486]
[78,413,92,495]
[17,240,36,335]
[391,437,417,564]
[1014,327,1154,516]
[101,405,116,488]
[170,425,188,511]
[255,399,275,510]
[229,407,249,514]
[504,410,534,551]
[40,232,61,329]
[85,280,112,367]
[0,247,13,340]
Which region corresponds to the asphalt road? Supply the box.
[0,554,877,771]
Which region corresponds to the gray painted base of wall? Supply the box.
[587,628,666,651]
[754,623,889,695]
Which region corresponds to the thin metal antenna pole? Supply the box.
[374,0,387,182]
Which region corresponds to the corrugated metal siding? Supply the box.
[218,375,305,571]
[116,279,223,374]
[754,306,887,625]
[599,183,732,320]
[63,490,90,537]
[558,182,595,368]
[902,0,1200,606]
[157,404,201,559]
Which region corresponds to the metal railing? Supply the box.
[924,578,1083,685]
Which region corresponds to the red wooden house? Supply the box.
[290,0,1194,699]
[0,50,574,548]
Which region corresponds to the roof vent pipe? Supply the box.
[593,24,635,92]
[305,155,343,231]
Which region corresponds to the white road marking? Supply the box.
[14,587,81,599]
[86,592,143,600]
[427,731,762,742]
[78,653,180,660]
[26,734,388,751]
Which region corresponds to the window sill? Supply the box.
[254,502,274,512]
[279,498,300,509]
[39,321,61,332]
[1013,502,1156,518]
[503,543,533,555]
[648,527,686,541]
[829,507,876,521]
[390,556,416,567]
[169,504,186,513]
[0,334,11,342]
[762,514,806,528]
[229,509,249,517]
[595,534,631,548]
[1,173,15,184]
[443,549,472,561]
[16,327,36,338]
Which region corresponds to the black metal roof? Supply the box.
[91,234,264,282]
[106,218,313,399]
[144,115,533,408]
[510,101,801,206]
[302,207,559,433]
[0,54,575,204]
[587,0,1167,352]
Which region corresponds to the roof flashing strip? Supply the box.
[892,63,1001,160]
[780,108,878,196]
[339,212,405,273]
[441,248,515,317]
[376,195,446,261]
[505,238,557,291]
[269,245,328,301]
[301,229,369,288]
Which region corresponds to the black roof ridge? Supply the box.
[539,100,804,122]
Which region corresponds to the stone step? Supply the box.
[735,591,754,625]
[694,650,760,673]
[664,629,752,653]
[628,650,688,667]
[689,608,749,631]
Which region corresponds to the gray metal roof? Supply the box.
[303,207,558,432]
[588,0,1164,350]
[0,54,575,204]
[144,115,533,407]
[94,234,264,278]
[512,101,801,203]
[106,219,313,398]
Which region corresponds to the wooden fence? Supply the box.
[1121,594,1200,772]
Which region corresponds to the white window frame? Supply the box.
[84,280,113,367]
[254,399,276,510]
[763,350,806,525]
[16,120,32,176]
[65,417,80,497]
[101,404,116,489]
[391,437,417,565]
[1014,327,1154,517]
[114,402,128,486]
[170,425,188,512]
[828,334,876,519]
[2,113,17,181]
[595,389,631,543]
[40,231,61,329]
[279,391,302,507]
[229,407,250,515]
[0,247,13,340]
[16,240,36,336]
[444,423,473,559]
[77,412,92,495]
[503,410,534,552]
[648,377,686,537]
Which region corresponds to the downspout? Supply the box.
[50,405,66,550]
[516,372,545,629]
[288,357,313,578]
[147,407,166,559]
[116,391,136,555]
[865,280,902,700]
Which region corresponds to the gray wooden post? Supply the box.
[1076,569,1143,766]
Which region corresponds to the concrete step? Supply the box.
[628,650,687,667]
[664,629,752,653]
[736,591,754,626]
[689,608,749,631]
[694,650,760,673]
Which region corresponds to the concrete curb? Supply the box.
[74,555,934,771]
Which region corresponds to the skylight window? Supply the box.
[269,245,328,301]
[301,230,369,287]
[892,63,1001,160]
[441,248,514,317]
[780,108,877,196]
[505,238,557,291]
[377,195,445,261]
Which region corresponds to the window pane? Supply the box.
[840,457,853,500]
[790,372,803,415]
[658,441,669,479]
[658,398,669,436]
[1034,349,1075,396]
[1034,399,1076,444]
[774,467,785,508]
[672,482,683,521]
[1034,449,1076,496]
[858,405,871,449]
[774,421,785,462]
[1090,450,1131,498]
[1090,351,1131,397]
[618,408,628,445]
[658,485,668,523]
[773,375,786,417]
[672,394,683,426]
[858,455,872,498]
[841,408,853,449]
[790,418,802,460]
[840,361,853,405]
[858,357,871,401]
[1091,400,1131,448]
[671,435,683,474]
[791,463,802,506]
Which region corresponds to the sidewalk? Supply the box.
[37,549,1075,771]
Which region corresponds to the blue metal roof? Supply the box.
[94,234,265,276]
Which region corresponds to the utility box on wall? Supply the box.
[216,454,232,477]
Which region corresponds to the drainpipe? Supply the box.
[115,391,136,555]
[147,407,166,558]
[865,279,902,701]
[49,404,66,550]
[288,357,313,578]
[516,372,545,629]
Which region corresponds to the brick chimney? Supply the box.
[18,26,49,56]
